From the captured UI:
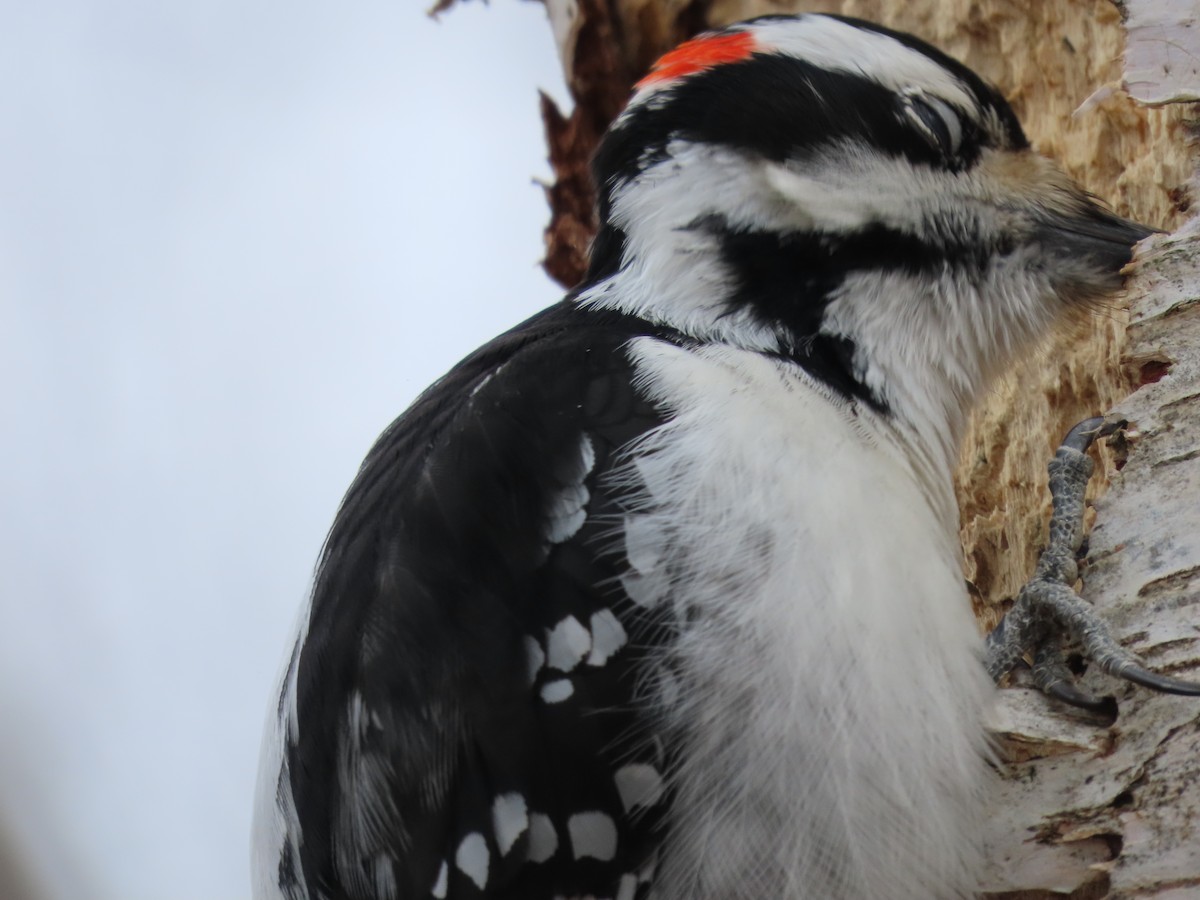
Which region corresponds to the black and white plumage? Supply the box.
[253,14,1153,900]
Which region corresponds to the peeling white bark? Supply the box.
[1124,0,1200,105]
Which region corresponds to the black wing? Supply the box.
[275,302,678,900]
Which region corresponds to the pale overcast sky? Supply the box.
[0,2,567,897]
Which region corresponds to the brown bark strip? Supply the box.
[540,0,710,287]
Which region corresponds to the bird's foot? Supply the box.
[985,417,1200,716]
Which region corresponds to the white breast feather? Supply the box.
[619,338,993,900]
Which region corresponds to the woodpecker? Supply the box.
[254,14,1170,900]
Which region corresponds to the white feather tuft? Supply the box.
[611,338,994,900]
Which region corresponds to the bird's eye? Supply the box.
[902,94,964,158]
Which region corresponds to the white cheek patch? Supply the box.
[763,164,866,231]
[764,152,951,235]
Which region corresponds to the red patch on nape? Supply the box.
[636,31,756,89]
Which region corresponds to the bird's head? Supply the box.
[576,14,1152,432]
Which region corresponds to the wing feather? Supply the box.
[259,304,680,900]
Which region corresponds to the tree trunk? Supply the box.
[441,0,1200,894]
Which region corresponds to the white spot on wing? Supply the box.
[619,569,668,608]
[540,679,574,703]
[578,432,596,473]
[546,615,591,671]
[492,793,529,857]
[455,833,489,890]
[653,664,681,710]
[614,763,665,811]
[587,609,627,666]
[544,434,596,544]
[567,811,618,861]
[617,873,639,900]
[544,484,589,543]
[527,813,559,863]
[431,861,448,899]
[623,515,668,573]
[633,455,672,504]
[524,635,545,685]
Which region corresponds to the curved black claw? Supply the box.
[1061,416,1126,454]
[1061,416,1106,453]
[1100,658,1200,696]
[1033,579,1200,702]
[1044,681,1119,719]
[1030,641,1118,717]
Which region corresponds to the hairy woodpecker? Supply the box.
[253,14,1168,900]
